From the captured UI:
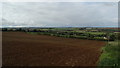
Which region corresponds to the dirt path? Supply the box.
[2,32,106,66]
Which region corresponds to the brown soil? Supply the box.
[2,32,106,66]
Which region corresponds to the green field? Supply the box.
[26,28,118,41]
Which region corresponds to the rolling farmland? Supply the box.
[2,32,106,66]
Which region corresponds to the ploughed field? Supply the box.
[2,32,106,66]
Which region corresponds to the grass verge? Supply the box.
[98,40,119,68]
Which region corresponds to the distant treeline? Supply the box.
[2,28,120,41]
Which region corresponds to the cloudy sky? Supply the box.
[1,2,118,27]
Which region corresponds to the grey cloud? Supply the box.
[2,2,118,27]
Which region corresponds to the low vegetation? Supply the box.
[25,28,119,41]
[2,27,119,41]
[98,40,119,68]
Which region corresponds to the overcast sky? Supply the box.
[1,2,118,27]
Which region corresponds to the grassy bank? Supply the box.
[98,40,119,68]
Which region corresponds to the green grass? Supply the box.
[98,40,119,68]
